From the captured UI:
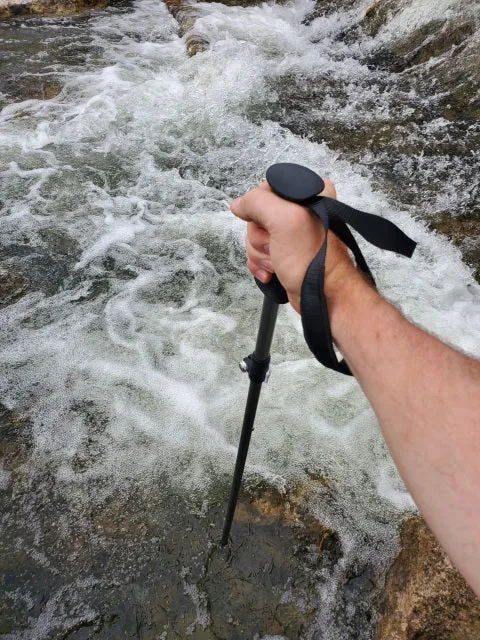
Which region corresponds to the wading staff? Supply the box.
[221,163,416,546]
[221,276,288,547]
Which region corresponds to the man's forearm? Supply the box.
[329,273,480,596]
[232,181,480,595]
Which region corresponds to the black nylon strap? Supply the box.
[320,197,416,258]
[260,163,417,375]
[300,201,352,374]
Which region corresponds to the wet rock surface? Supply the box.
[162,0,269,56]
[377,517,480,639]
[0,229,81,298]
[0,0,134,104]
[0,445,343,640]
[162,0,209,56]
[0,267,29,307]
[0,14,86,106]
[0,404,33,472]
[0,0,111,21]
[0,390,382,639]
[427,215,480,281]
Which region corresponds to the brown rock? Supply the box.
[362,0,400,38]
[29,82,62,101]
[1,78,62,105]
[201,0,264,5]
[203,482,340,639]
[365,0,381,18]
[377,517,480,640]
[0,403,32,471]
[163,0,197,35]
[0,266,29,307]
[162,0,280,55]
[0,0,109,21]
[234,481,336,553]
[185,32,208,57]
[162,0,209,55]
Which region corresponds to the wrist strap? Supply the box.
[257,163,417,375]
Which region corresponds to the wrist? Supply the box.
[327,268,380,345]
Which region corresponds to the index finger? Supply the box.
[230,187,301,230]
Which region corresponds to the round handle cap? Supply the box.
[266,163,325,203]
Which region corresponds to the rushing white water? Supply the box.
[0,0,479,637]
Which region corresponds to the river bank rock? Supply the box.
[362,0,479,122]
[377,517,480,639]
[0,0,109,20]
[363,2,479,276]
[279,0,480,281]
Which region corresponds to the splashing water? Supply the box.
[0,0,479,637]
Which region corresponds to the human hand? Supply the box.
[230,179,358,314]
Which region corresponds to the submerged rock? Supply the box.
[0,404,33,472]
[0,266,29,307]
[0,229,81,298]
[162,0,266,56]
[162,0,209,56]
[377,517,480,639]
[234,481,337,555]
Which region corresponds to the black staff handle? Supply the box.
[255,274,289,304]
[262,163,416,374]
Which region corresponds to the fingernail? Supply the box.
[263,243,270,255]
[255,269,268,283]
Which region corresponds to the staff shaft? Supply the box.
[221,295,279,546]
